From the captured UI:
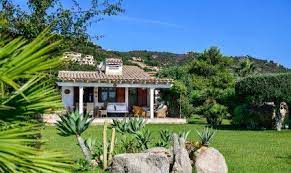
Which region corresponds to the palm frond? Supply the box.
[0,125,72,172]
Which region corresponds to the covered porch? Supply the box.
[58,81,176,119]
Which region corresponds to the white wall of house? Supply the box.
[61,86,74,109]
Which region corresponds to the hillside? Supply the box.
[116,50,290,74]
[69,45,290,73]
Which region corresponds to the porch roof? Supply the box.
[58,65,172,85]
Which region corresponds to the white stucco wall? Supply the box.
[61,86,74,109]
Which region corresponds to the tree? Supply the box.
[0,29,71,172]
[56,111,94,163]
[0,0,123,41]
[236,57,256,77]
[158,47,235,124]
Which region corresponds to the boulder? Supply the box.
[171,134,192,173]
[144,147,173,163]
[195,147,228,173]
[111,152,170,173]
[111,134,192,173]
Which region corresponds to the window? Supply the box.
[98,87,116,102]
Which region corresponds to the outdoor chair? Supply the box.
[132,106,145,117]
[155,105,168,118]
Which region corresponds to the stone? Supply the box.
[111,134,193,173]
[144,147,173,163]
[276,102,289,131]
[171,134,192,173]
[110,152,170,173]
[195,147,228,173]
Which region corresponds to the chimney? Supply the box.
[104,58,123,75]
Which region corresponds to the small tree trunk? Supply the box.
[103,121,108,170]
[108,128,116,165]
[76,135,92,163]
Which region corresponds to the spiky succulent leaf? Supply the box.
[56,111,94,136]
[196,128,216,146]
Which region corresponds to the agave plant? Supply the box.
[56,111,94,163]
[178,130,191,141]
[135,129,152,150]
[0,29,71,172]
[155,129,173,147]
[196,128,216,147]
[111,118,146,134]
[111,119,129,134]
[84,137,96,155]
[128,118,146,134]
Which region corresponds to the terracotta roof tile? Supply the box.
[58,65,172,84]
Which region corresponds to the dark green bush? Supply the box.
[234,73,291,129]
[203,101,228,126]
[232,103,276,129]
[232,104,259,128]
[235,73,291,104]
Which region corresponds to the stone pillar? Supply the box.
[79,86,84,115]
[150,88,155,119]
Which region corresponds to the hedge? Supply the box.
[235,73,291,104]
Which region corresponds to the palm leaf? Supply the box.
[0,125,71,172]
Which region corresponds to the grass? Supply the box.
[42,118,291,173]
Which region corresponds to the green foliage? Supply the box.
[111,118,146,134]
[1,0,123,41]
[0,30,71,172]
[84,137,96,155]
[56,112,93,163]
[56,111,94,136]
[117,135,139,153]
[135,129,152,150]
[178,130,191,141]
[74,159,91,172]
[232,104,250,127]
[180,95,195,118]
[235,58,256,77]
[112,118,150,153]
[0,28,63,120]
[196,128,216,147]
[0,124,71,172]
[203,101,229,127]
[158,47,235,122]
[235,73,291,104]
[155,129,173,147]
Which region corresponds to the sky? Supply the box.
[14,0,291,68]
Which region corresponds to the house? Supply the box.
[56,58,184,123]
[63,52,96,66]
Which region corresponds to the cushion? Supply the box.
[115,105,127,111]
[107,105,115,111]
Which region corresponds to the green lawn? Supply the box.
[42,120,291,173]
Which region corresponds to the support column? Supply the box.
[150,88,154,119]
[125,87,129,108]
[79,86,84,115]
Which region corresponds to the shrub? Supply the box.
[235,73,291,129]
[232,103,276,129]
[232,104,248,126]
[235,73,291,104]
[203,101,228,126]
